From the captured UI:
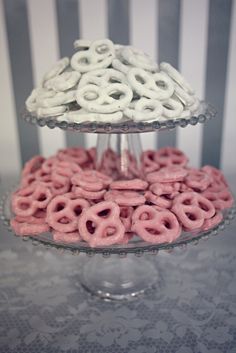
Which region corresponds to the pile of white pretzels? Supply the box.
[26,39,200,123]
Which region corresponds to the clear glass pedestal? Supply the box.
[80,255,157,300]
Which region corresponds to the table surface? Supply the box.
[1,177,236,353]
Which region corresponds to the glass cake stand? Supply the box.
[2,100,231,301]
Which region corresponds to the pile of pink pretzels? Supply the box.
[10,146,234,247]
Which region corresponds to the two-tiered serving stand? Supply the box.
[1,102,235,300]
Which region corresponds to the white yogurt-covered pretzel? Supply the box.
[73,39,92,50]
[71,40,114,73]
[162,98,183,119]
[112,58,132,74]
[43,57,69,83]
[37,106,67,117]
[76,83,132,113]
[44,71,81,92]
[37,89,76,108]
[111,46,134,74]
[71,51,113,73]
[160,62,194,94]
[25,88,42,112]
[121,46,158,72]
[79,68,127,88]
[173,85,195,107]
[89,39,115,59]
[127,68,174,100]
[125,98,163,121]
[65,109,123,123]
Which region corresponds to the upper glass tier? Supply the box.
[22,101,216,134]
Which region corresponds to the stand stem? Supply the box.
[80,255,158,300]
[96,133,143,179]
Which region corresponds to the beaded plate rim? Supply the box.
[22,101,216,134]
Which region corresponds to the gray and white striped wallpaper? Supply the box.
[0,0,235,180]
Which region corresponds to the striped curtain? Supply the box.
[0,0,235,179]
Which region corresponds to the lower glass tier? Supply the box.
[1,190,235,255]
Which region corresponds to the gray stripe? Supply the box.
[157,0,180,149]
[56,0,85,148]
[202,0,232,168]
[3,0,40,165]
[108,0,130,44]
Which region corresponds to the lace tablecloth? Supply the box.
[0,180,236,353]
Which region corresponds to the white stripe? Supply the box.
[177,0,209,167]
[0,0,21,179]
[27,0,66,157]
[221,0,236,177]
[79,0,107,149]
[130,0,158,151]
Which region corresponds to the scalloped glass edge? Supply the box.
[22,101,216,134]
[0,187,235,256]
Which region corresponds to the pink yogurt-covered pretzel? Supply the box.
[50,173,71,196]
[202,189,234,210]
[22,155,45,177]
[131,205,181,244]
[72,186,106,200]
[207,181,227,193]
[14,209,46,225]
[141,150,160,174]
[110,179,148,191]
[172,192,215,231]
[53,231,81,243]
[149,182,180,199]
[104,190,145,206]
[12,183,52,217]
[46,195,89,232]
[202,165,228,187]
[147,166,188,184]
[78,201,125,247]
[117,232,134,244]
[202,211,223,231]
[154,147,188,168]
[185,168,212,191]
[20,174,38,188]
[30,169,55,192]
[119,206,133,231]
[132,204,158,222]
[145,190,172,209]
[57,147,88,166]
[10,217,50,236]
[46,161,80,195]
[72,170,112,191]
[41,157,59,174]
[53,161,82,178]
[34,169,52,183]
[179,182,194,193]
[23,170,68,197]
